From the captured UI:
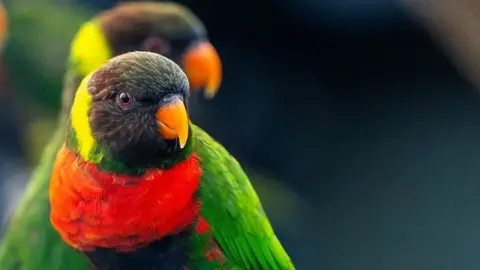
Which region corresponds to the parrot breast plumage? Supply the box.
[49,144,202,252]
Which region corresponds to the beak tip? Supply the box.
[179,141,186,149]
[179,128,189,149]
[203,89,217,99]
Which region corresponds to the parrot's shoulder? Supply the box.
[190,124,295,270]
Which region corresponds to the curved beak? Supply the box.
[0,3,7,49]
[183,40,222,99]
[156,96,189,149]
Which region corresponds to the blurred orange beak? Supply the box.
[156,97,189,149]
[0,3,7,48]
[183,41,222,99]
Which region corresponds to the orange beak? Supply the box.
[183,41,222,99]
[156,97,189,149]
[0,3,7,49]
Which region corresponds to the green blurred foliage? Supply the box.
[4,0,92,114]
[24,118,57,166]
[3,0,94,164]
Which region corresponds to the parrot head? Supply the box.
[73,1,222,99]
[70,51,192,170]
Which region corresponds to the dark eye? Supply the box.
[116,91,135,109]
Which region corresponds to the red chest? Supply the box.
[49,145,202,251]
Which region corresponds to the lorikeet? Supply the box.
[50,51,294,269]
[0,2,223,270]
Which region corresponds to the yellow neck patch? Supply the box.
[70,20,112,77]
[70,73,102,163]
[69,19,111,163]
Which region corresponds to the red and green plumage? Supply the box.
[50,143,226,268]
[49,128,293,269]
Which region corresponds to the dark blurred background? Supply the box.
[2,0,480,269]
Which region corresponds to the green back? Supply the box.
[0,125,88,270]
[192,124,295,270]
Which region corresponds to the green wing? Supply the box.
[0,126,88,270]
[192,124,295,270]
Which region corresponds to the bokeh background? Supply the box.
[2,0,480,269]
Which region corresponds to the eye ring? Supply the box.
[116,91,135,109]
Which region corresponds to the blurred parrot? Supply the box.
[49,51,294,269]
[0,2,222,269]
[0,2,294,270]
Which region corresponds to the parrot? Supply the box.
[49,52,294,269]
[0,2,224,269]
